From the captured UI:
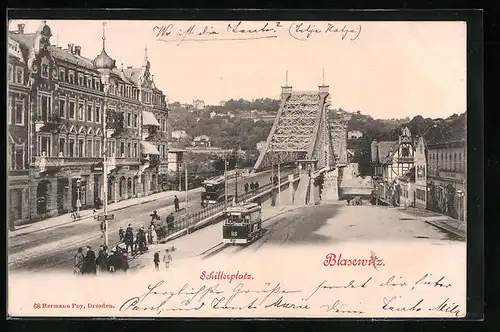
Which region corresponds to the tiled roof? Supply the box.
[9,33,36,62]
[49,46,97,71]
[122,67,142,85]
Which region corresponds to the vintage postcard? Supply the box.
[8,17,471,318]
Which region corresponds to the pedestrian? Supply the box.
[119,227,125,243]
[83,245,97,275]
[347,197,352,206]
[74,247,84,275]
[107,247,118,273]
[150,210,160,222]
[244,183,249,193]
[255,181,259,190]
[125,224,134,255]
[153,250,160,271]
[95,246,108,274]
[163,249,172,269]
[249,182,255,191]
[174,196,180,212]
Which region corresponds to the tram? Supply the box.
[201,176,226,206]
[222,202,263,245]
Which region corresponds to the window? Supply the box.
[458,153,463,171]
[78,74,84,86]
[162,144,166,158]
[87,104,93,122]
[162,119,167,132]
[78,103,84,121]
[16,67,24,84]
[95,106,101,123]
[59,138,66,156]
[69,70,75,84]
[133,143,137,158]
[128,143,131,158]
[86,76,92,89]
[38,94,52,121]
[120,85,124,96]
[78,139,84,157]
[401,146,409,157]
[69,138,75,157]
[41,57,49,78]
[134,114,138,128]
[59,98,66,118]
[95,79,100,91]
[453,153,457,171]
[69,100,76,119]
[127,113,131,127]
[95,140,101,157]
[86,140,93,157]
[10,144,25,170]
[120,142,125,156]
[59,67,65,81]
[8,64,14,82]
[14,98,24,125]
[38,136,51,156]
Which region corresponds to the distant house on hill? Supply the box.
[348,130,363,140]
[193,99,205,110]
[192,135,211,147]
[171,130,188,140]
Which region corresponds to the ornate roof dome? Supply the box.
[94,49,116,70]
[93,22,116,70]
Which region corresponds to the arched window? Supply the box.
[453,153,457,171]
[458,152,463,172]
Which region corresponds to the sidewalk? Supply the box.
[9,189,200,238]
[398,206,466,239]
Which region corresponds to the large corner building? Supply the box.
[8,21,170,224]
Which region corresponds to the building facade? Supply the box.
[427,140,466,221]
[8,30,31,226]
[8,21,170,224]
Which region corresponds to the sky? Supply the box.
[8,20,466,119]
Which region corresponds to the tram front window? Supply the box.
[205,184,219,193]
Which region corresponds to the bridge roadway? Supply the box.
[8,167,295,272]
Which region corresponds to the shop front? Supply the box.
[427,170,466,221]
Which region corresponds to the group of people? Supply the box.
[244,181,260,194]
[74,245,129,275]
[118,223,155,256]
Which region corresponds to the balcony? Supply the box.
[34,114,62,132]
[142,126,159,140]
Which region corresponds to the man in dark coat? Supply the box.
[84,245,97,275]
[255,181,259,190]
[174,196,180,212]
[95,246,108,274]
[153,250,160,271]
[125,224,134,255]
[244,183,249,193]
[249,182,254,191]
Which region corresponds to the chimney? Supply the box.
[67,43,74,53]
[74,45,81,56]
[17,24,25,34]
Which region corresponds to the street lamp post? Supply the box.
[277,154,281,210]
[224,156,228,207]
[76,178,81,217]
[101,73,110,247]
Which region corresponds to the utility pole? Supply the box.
[234,154,239,204]
[185,161,190,234]
[224,155,228,207]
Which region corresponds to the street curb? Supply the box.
[423,219,466,240]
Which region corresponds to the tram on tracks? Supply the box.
[201,176,227,206]
[222,202,263,245]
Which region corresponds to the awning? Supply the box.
[142,110,160,127]
[141,141,160,155]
